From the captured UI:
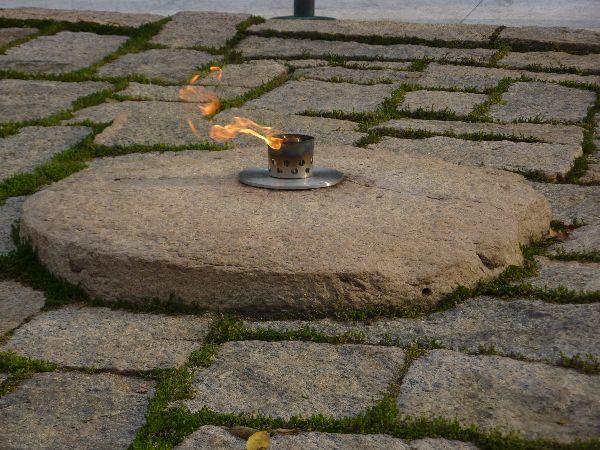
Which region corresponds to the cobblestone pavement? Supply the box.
[0,8,599,450]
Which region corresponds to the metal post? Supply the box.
[294,0,315,17]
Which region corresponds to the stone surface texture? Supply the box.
[397,350,600,442]
[0,27,37,47]
[498,51,600,74]
[374,118,584,144]
[244,79,398,114]
[0,372,154,449]
[530,183,600,225]
[526,256,600,292]
[0,79,111,122]
[499,26,600,51]
[0,31,127,74]
[97,49,214,83]
[400,90,487,116]
[238,36,495,64]
[295,66,420,84]
[0,7,163,27]
[245,297,600,364]
[0,126,92,181]
[345,60,413,70]
[2,305,212,371]
[550,225,600,255]
[19,147,550,312]
[250,19,497,45]
[198,60,287,87]
[0,196,25,254]
[370,136,581,179]
[119,82,247,102]
[490,82,595,123]
[0,280,45,335]
[184,341,405,419]
[151,11,251,49]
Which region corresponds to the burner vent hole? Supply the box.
[300,160,305,166]
[284,160,289,167]
[305,168,310,174]
[291,168,298,174]
[277,168,282,173]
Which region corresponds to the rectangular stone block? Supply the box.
[530,183,600,225]
[295,66,420,84]
[0,7,163,27]
[499,26,600,52]
[498,51,600,74]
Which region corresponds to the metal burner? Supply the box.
[239,134,344,190]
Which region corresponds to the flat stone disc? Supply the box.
[238,167,344,190]
[21,145,550,314]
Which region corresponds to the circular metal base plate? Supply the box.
[239,167,344,190]
[272,15,336,20]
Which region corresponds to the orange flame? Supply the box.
[210,117,283,150]
[210,66,223,81]
[178,74,220,115]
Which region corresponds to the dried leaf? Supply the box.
[229,426,258,440]
[246,431,270,450]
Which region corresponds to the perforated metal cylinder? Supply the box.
[268,134,314,179]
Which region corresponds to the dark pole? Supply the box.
[294,0,315,17]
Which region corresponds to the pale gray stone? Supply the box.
[370,136,581,179]
[400,90,487,116]
[295,66,420,84]
[0,79,111,122]
[19,146,550,311]
[97,49,214,84]
[0,196,25,254]
[2,305,212,371]
[0,371,154,450]
[397,350,600,442]
[0,280,45,335]
[176,426,477,450]
[374,118,584,145]
[419,63,600,92]
[197,60,287,88]
[213,107,365,146]
[0,27,37,47]
[490,82,595,124]
[119,82,248,102]
[345,60,413,70]
[65,101,213,147]
[244,79,398,114]
[530,183,600,225]
[250,20,497,46]
[498,51,600,74]
[284,58,329,69]
[0,31,127,74]
[0,7,163,27]
[151,11,251,49]
[525,256,600,293]
[238,36,495,64]
[499,26,600,52]
[0,126,92,181]
[549,225,600,255]
[246,297,600,364]
[184,341,405,419]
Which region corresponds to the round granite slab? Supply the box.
[20,145,550,314]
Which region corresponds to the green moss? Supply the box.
[0,351,57,396]
[557,353,600,375]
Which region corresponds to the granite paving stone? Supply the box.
[0,27,37,47]
[0,196,25,254]
[549,225,600,255]
[283,58,329,69]
[18,147,549,310]
[0,281,45,335]
[0,126,92,181]
[530,183,600,225]
[118,82,248,102]
[0,7,163,27]
[0,31,127,74]
[490,82,595,123]
[65,101,212,147]
[238,36,495,64]
[245,296,600,364]
[418,63,600,92]
[498,51,600,74]
[374,118,584,144]
[344,60,413,70]
[176,426,478,449]
[250,20,497,46]
[184,340,405,419]
[0,372,154,449]
[213,107,365,146]
[525,256,600,293]
[0,79,111,122]
[197,60,287,88]
[498,26,600,52]
[244,79,398,114]
[1,305,213,371]
[399,90,487,116]
[151,11,251,49]
[295,66,420,84]
[396,350,600,442]
[370,136,581,179]
[97,49,215,84]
